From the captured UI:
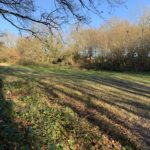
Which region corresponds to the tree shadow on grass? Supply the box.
[52,73,150,98]
[1,66,150,149]
[39,81,141,149]
[90,77,150,98]
[1,65,150,98]
[60,81,150,120]
[40,80,150,150]
[0,78,36,149]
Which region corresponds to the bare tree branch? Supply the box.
[0,0,124,35]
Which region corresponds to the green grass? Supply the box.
[0,65,150,150]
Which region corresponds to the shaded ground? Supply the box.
[0,65,150,149]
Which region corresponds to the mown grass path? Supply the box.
[0,65,150,150]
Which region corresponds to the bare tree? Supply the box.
[0,0,124,35]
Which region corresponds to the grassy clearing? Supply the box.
[0,65,150,150]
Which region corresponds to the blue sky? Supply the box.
[0,0,150,34]
[89,0,150,28]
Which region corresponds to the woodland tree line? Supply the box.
[0,11,150,71]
